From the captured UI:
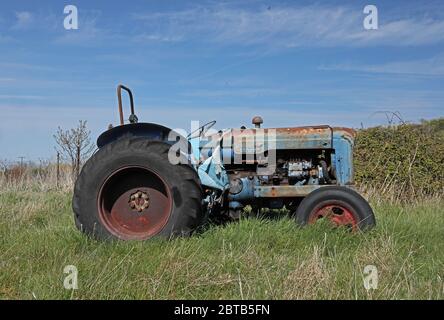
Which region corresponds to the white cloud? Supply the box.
[0,62,54,71]
[12,11,33,30]
[319,54,444,76]
[132,4,444,47]
[184,87,285,98]
[132,34,183,43]
[53,11,104,45]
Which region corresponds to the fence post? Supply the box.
[57,152,60,189]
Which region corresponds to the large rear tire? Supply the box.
[72,137,203,241]
[295,186,376,231]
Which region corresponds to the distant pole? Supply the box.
[18,156,25,168]
[17,156,26,179]
[57,152,60,188]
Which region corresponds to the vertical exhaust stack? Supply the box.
[117,84,138,125]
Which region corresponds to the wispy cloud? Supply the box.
[319,54,444,76]
[132,4,444,47]
[53,11,104,45]
[12,11,33,30]
[132,34,183,43]
[184,87,285,98]
[0,62,55,72]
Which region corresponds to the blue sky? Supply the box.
[0,0,443,161]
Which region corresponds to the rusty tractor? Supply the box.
[72,85,375,240]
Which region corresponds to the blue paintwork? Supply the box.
[331,129,354,185]
[196,127,355,209]
[196,146,230,191]
[228,177,258,202]
[189,136,201,164]
[196,127,355,192]
[228,201,244,209]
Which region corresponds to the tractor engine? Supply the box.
[199,116,354,216]
[271,158,327,186]
[225,151,334,211]
[228,157,330,188]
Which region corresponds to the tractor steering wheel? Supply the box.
[187,120,216,139]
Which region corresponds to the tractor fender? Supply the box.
[97,123,187,149]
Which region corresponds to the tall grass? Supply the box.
[0,190,442,299]
[0,162,73,192]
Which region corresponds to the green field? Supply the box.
[0,190,442,300]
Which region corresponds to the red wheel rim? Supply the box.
[97,166,172,240]
[308,201,358,231]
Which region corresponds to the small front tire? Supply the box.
[295,186,376,231]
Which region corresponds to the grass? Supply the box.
[0,190,443,300]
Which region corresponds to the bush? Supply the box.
[354,118,444,200]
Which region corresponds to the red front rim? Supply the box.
[308,202,358,230]
[97,166,173,240]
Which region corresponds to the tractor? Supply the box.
[72,85,375,241]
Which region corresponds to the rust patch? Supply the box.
[254,185,327,197]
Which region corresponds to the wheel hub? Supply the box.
[97,166,172,240]
[309,203,358,230]
[129,190,150,212]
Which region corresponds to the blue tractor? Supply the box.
[73,85,375,240]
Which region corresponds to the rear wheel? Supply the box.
[73,137,203,241]
[295,186,375,231]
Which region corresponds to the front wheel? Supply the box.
[72,138,204,241]
[295,186,376,231]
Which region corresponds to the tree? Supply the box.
[0,159,8,175]
[54,120,95,178]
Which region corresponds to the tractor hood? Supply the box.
[202,125,356,151]
[200,125,356,157]
[230,125,333,151]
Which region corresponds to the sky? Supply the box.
[0,0,443,161]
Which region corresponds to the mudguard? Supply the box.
[97,123,180,148]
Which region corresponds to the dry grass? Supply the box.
[0,187,442,300]
[0,161,443,299]
[0,163,73,192]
